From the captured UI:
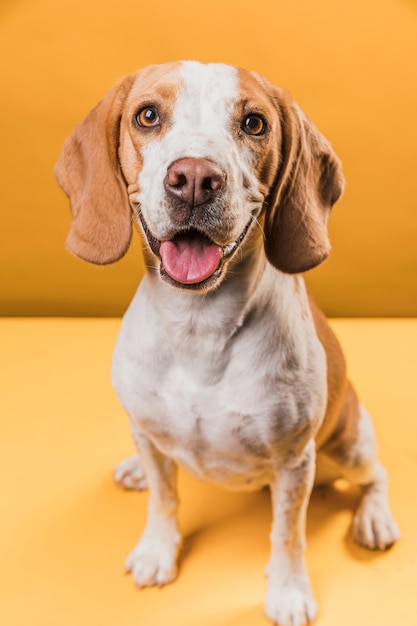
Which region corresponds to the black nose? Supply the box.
[164,158,225,207]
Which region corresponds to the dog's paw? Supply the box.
[265,578,318,626]
[353,496,400,550]
[126,526,182,588]
[114,454,148,490]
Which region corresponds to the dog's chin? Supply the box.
[138,212,254,293]
[160,265,223,292]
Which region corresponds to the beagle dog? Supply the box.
[55,61,399,626]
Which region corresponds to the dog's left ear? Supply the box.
[264,87,345,274]
[55,75,136,264]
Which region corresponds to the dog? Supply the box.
[55,61,399,626]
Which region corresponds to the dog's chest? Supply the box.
[112,279,326,489]
[118,343,279,489]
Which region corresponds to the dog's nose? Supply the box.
[164,158,225,207]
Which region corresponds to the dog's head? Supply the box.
[55,61,344,291]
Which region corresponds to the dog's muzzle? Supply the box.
[138,213,255,291]
[137,157,259,290]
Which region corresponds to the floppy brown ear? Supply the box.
[55,75,136,264]
[264,87,345,274]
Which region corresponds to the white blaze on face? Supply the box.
[137,61,261,243]
[169,61,239,159]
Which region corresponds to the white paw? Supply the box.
[353,497,400,550]
[126,528,182,588]
[114,454,148,490]
[265,579,318,626]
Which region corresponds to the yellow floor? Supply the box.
[1,318,416,626]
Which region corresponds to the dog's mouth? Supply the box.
[138,212,254,290]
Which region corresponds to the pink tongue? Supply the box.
[160,234,222,285]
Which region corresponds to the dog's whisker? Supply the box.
[254,217,266,242]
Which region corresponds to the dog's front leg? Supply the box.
[265,440,317,626]
[125,426,182,588]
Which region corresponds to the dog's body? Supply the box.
[56,61,399,626]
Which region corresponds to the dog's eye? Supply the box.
[135,106,160,128]
[242,114,266,136]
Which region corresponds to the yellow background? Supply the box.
[1,318,416,625]
[0,0,416,316]
[1,4,416,624]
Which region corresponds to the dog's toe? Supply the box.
[126,531,181,588]
[265,579,318,626]
[353,497,400,550]
[127,548,177,588]
[114,454,148,490]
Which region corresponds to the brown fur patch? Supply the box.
[309,294,361,453]
[119,62,183,185]
[55,75,137,264]
[319,382,362,465]
[234,68,282,198]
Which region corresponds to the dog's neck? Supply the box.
[142,237,299,371]
[148,236,261,316]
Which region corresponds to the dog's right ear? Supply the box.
[55,75,136,264]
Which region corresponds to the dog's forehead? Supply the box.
[127,61,184,105]
[129,61,271,121]
[176,61,239,116]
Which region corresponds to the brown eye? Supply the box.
[242,114,266,136]
[135,106,160,128]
